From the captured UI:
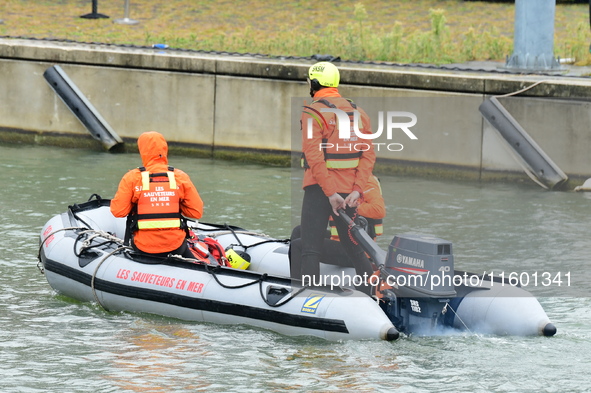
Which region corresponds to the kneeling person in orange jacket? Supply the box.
[329,174,385,241]
[110,131,204,258]
[290,174,386,276]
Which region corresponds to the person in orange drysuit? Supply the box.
[110,131,203,258]
[294,61,376,293]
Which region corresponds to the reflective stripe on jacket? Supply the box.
[300,88,376,197]
[301,98,363,170]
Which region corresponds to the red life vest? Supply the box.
[135,166,182,230]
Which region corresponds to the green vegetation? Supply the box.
[0,0,590,64]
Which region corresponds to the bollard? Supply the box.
[114,0,139,25]
[505,0,561,71]
[80,0,109,19]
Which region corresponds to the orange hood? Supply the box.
[137,131,168,167]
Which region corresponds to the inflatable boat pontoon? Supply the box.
[38,196,556,341]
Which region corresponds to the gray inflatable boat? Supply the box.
[38,196,556,341]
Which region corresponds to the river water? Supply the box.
[1,143,590,392]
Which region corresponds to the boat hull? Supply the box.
[39,203,398,341]
[38,197,556,339]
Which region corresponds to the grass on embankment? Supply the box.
[1,0,590,65]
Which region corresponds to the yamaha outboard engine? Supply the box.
[336,211,556,337]
[380,234,457,335]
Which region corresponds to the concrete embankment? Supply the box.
[0,38,590,188]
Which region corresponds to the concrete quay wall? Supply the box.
[1,38,590,187]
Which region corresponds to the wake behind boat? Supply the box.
[37,195,556,341]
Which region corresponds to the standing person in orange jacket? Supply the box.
[110,131,203,258]
[294,61,376,293]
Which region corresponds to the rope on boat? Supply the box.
[165,258,308,308]
[72,229,130,311]
[73,229,125,256]
[197,229,272,238]
[205,223,289,251]
[258,280,308,308]
[441,302,476,336]
[223,238,290,253]
[90,245,129,311]
[37,226,86,273]
[205,265,265,289]
[37,225,125,267]
[245,238,290,249]
[37,225,130,310]
[204,264,307,307]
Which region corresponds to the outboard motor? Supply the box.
[380,234,457,335]
[335,211,556,337]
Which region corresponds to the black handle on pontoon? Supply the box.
[336,209,387,266]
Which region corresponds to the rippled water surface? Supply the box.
[1,143,590,392]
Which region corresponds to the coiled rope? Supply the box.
[38,225,130,310]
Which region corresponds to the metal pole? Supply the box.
[115,0,139,25]
[505,0,561,71]
[80,0,109,19]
